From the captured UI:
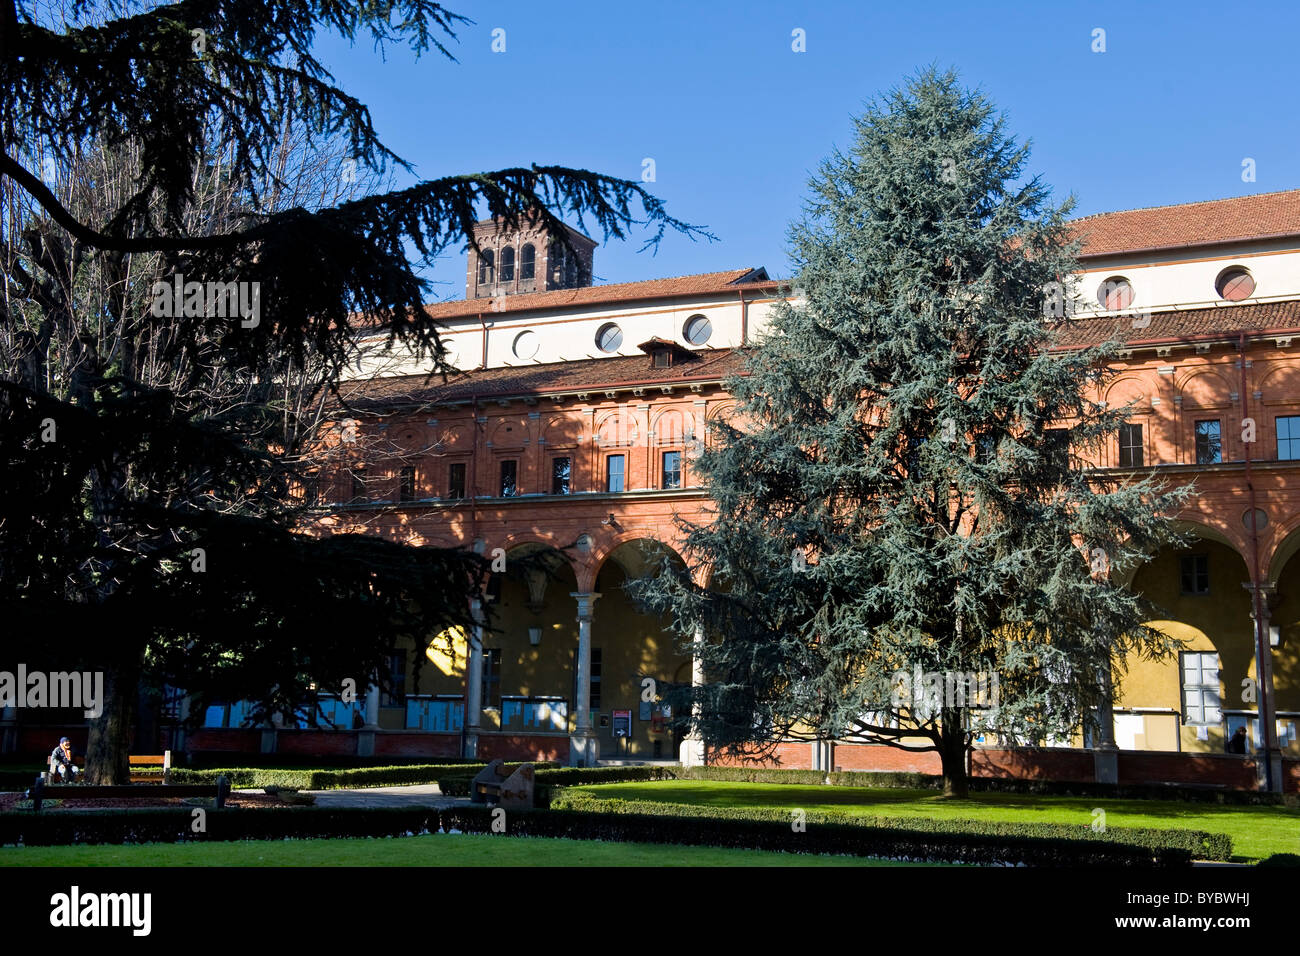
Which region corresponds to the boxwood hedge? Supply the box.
[441,805,1192,867]
[169,763,481,791]
[671,766,1293,806]
[0,804,1196,865]
[549,792,1234,861]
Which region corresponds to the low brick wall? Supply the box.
[185,728,261,754]
[275,730,357,756]
[373,732,460,758]
[10,725,89,757]
[704,741,1299,792]
[705,741,815,769]
[1118,750,1258,789]
[974,747,1095,783]
[478,733,569,764]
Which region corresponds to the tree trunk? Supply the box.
[85,660,139,784]
[938,710,969,798]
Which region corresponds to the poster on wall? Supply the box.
[612,709,632,738]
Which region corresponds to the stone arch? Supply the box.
[650,407,687,446]
[1177,368,1233,408]
[390,422,426,452]
[1256,361,1300,402]
[595,409,639,449]
[1104,374,1148,408]
[1267,516,1300,588]
[488,416,529,449]
[589,535,694,759]
[432,423,470,449]
[542,414,582,449]
[1119,525,1255,752]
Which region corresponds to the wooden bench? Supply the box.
[129,752,172,784]
[470,759,535,809]
[45,750,172,784]
[27,774,230,812]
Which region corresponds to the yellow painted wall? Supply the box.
[1120,541,1300,754]
[389,556,687,756]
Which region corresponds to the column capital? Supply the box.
[570,591,602,619]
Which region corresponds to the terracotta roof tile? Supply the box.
[413,268,775,323]
[338,347,748,409]
[1071,190,1300,258]
[1051,299,1300,349]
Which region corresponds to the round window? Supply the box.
[1097,277,1134,311]
[512,330,539,360]
[1216,267,1255,302]
[439,338,459,368]
[683,314,712,345]
[596,323,623,353]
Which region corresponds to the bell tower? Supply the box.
[466,216,596,300]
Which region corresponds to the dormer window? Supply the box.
[637,337,697,367]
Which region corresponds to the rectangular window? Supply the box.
[1118,423,1144,467]
[662,450,682,489]
[350,467,367,502]
[551,456,572,495]
[1195,419,1222,464]
[1278,415,1300,461]
[499,460,518,497]
[1180,651,1221,726]
[606,455,625,492]
[653,350,671,368]
[303,473,320,506]
[382,653,406,707]
[1044,428,1070,471]
[1180,553,1210,595]
[399,465,416,502]
[973,434,996,465]
[447,462,466,499]
[481,648,502,710]
[572,647,602,714]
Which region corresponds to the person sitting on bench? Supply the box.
[50,737,80,783]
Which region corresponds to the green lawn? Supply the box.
[0,833,911,867]
[570,781,1300,863]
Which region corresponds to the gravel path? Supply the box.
[288,784,468,809]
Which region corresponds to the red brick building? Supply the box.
[177,193,1300,790]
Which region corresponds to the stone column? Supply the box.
[364,680,381,730]
[464,599,485,759]
[1248,584,1283,792]
[570,592,602,767]
[1093,660,1118,784]
[679,625,706,767]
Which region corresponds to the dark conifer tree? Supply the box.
[632,68,1189,796]
[1,0,705,781]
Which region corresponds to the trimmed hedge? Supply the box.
[0,804,1194,865]
[442,805,1192,867]
[183,754,480,771]
[549,792,1234,861]
[170,763,482,791]
[0,807,442,846]
[674,766,1295,806]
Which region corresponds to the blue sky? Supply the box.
[313,0,1300,300]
